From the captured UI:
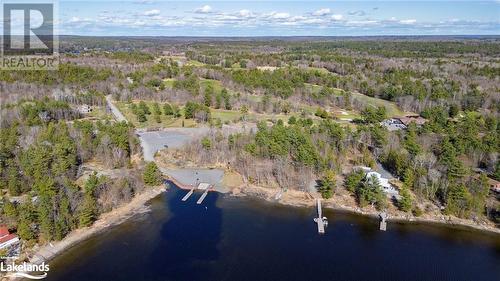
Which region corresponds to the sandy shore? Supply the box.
[27,186,166,267]
[234,184,500,235]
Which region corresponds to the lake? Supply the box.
[45,187,500,281]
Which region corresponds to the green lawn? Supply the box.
[185,60,205,67]
[200,78,224,93]
[211,108,302,124]
[349,91,406,117]
[87,106,111,120]
[305,83,405,117]
[162,78,175,88]
[115,101,197,128]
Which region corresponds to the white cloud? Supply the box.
[313,8,331,16]
[331,14,343,21]
[68,16,92,24]
[195,5,212,14]
[239,9,253,18]
[400,19,417,25]
[143,9,160,17]
[269,12,290,19]
[59,4,500,36]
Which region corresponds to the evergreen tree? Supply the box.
[79,194,97,227]
[318,170,336,199]
[404,122,422,156]
[356,174,386,210]
[37,195,55,241]
[201,137,212,150]
[221,89,231,110]
[3,199,17,220]
[163,103,173,115]
[399,185,413,213]
[151,102,162,115]
[344,170,365,193]
[6,160,21,196]
[79,173,99,227]
[204,84,214,107]
[17,199,36,241]
[446,183,472,218]
[138,101,150,115]
[54,192,73,240]
[215,93,223,109]
[143,162,162,186]
[137,110,147,123]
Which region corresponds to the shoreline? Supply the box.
[233,185,500,235]
[156,153,500,235]
[25,186,166,269]
[8,174,497,279]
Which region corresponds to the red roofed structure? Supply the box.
[0,226,19,250]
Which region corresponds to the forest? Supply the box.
[0,36,499,246]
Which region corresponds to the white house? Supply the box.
[365,171,399,197]
[0,227,19,250]
[380,118,407,131]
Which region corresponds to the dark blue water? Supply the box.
[45,187,500,281]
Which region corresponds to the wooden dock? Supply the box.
[379,212,388,231]
[314,199,326,234]
[197,189,209,204]
[181,189,194,201]
[317,198,322,217]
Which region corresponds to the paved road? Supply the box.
[138,128,210,161]
[161,167,227,193]
[103,96,227,193]
[105,95,127,123]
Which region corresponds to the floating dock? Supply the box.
[181,189,195,201]
[178,182,212,204]
[197,189,209,204]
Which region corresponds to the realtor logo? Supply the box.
[1,0,59,70]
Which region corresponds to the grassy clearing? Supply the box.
[200,78,224,92]
[162,78,175,88]
[306,83,405,117]
[222,171,245,189]
[86,106,111,119]
[211,109,293,124]
[304,83,344,96]
[349,91,406,117]
[185,60,205,67]
[211,109,241,123]
[115,101,197,128]
[162,78,239,96]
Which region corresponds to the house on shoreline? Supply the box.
[355,166,400,198]
[0,226,19,251]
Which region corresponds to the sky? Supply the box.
[4,1,500,36]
